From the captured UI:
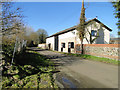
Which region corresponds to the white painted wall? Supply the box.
[76,22,101,44]
[46,36,55,50]
[59,30,76,53]
[59,30,76,39]
[96,28,104,44]
[79,21,110,44]
[46,21,111,53]
[38,43,46,49]
[103,27,110,44]
[76,29,89,44]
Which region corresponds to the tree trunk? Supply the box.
[81,40,84,54]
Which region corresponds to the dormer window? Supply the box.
[91,30,97,36]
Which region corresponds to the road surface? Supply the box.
[31,48,118,88]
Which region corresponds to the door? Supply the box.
[48,43,51,50]
[61,48,63,52]
[54,36,59,51]
[68,42,71,53]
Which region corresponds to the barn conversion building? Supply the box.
[46,18,112,53]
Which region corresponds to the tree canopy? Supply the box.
[112,0,120,35]
[37,29,48,44]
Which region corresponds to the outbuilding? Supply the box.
[46,18,112,53]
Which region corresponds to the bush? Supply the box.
[2,44,14,63]
[2,36,27,65]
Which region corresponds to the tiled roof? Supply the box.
[47,18,112,38]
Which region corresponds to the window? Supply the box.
[68,42,71,48]
[61,43,65,48]
[72,31,75,35]
[71,42,74,48]
[91,30,97,36]
[68,42,74,48]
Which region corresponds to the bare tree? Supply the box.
[24,26,34,36]
[1,0,26,65]
[1,1,24,36]
[85,21,100,44]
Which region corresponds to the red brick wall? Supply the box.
[75,44,120,60]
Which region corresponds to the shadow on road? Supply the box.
[29,48,118,89]
[29,47,83,67]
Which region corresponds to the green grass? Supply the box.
[37,47,42,49]
[58,52,119,65]
[2,50,58,88]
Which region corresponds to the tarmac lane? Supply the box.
[31,48,118,89]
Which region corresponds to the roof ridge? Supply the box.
[47,18,112,38]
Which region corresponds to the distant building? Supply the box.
[46,18,112,53]
[110,38,120,44]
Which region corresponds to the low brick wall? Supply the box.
[75,44,120,60]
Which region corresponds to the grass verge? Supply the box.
[2,50,58,88]
[52,51,119,65]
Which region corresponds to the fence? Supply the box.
[11,37,27,65]
[75,44,119,60]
